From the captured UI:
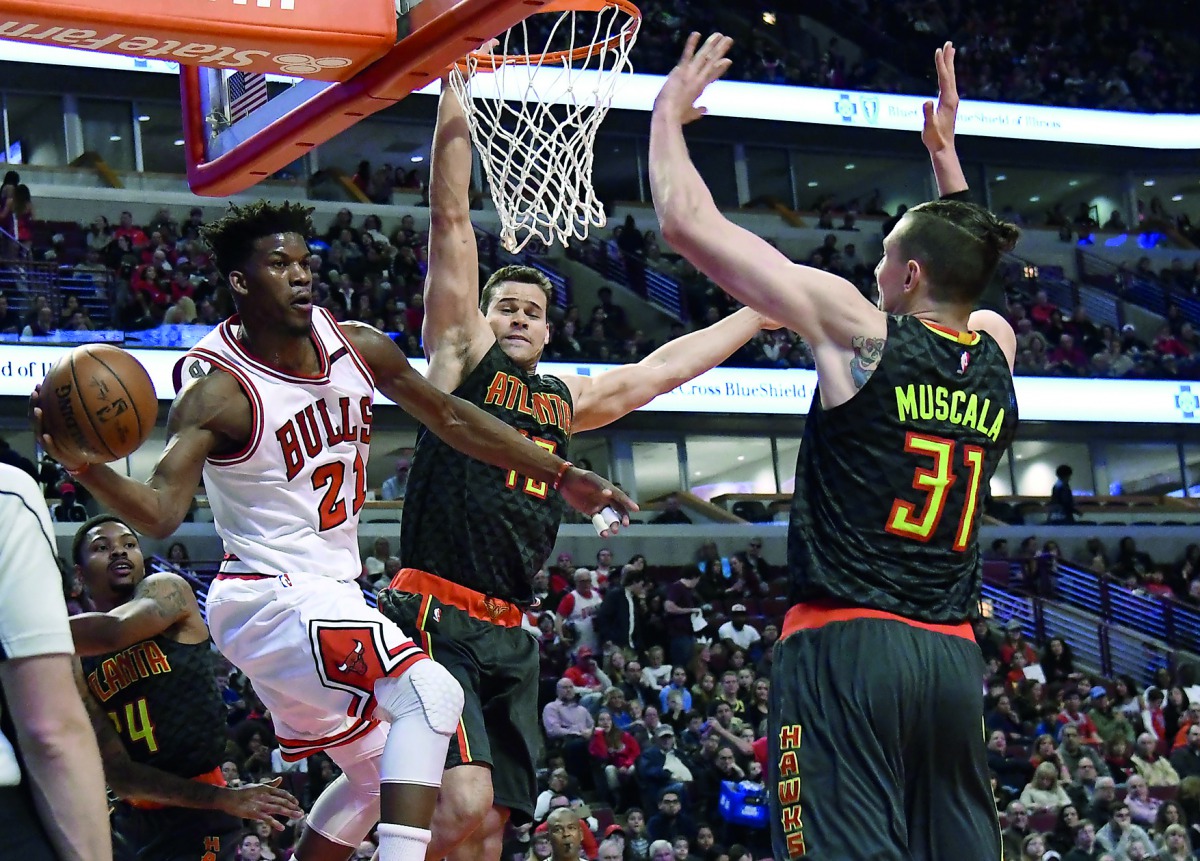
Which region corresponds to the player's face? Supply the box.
[78,520,144,597]
[874,220,919,314]
[233,233,313,337]
[547,812,581,856]
[485,282,550,368]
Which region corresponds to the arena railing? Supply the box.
[568,238,686,322]
[981,562,1180,684]
[1077,248,1200,327]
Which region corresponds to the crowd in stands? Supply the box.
[976,606,1200,861]
[641,0,1200,115]
[6,202,1200,383]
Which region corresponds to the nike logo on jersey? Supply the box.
[276,396,373,481]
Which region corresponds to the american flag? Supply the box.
[227,71,268,123]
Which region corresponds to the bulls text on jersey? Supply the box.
[276,396,374,481]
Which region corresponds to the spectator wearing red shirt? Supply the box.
[1048,333,1088,371]
[563,646,610,706]
[1154,325,1191,359]
[1057,690,1102,747]
[999,620,1038,667]
[1029,290,1058,327]
[113,210,149,248]
[589,708,641,808]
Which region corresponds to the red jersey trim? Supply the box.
[219,316,332,384]
[275,716,380,761]
[324,309,377,390]
[188,347,264,467]
[921,320,981,346]
[779,598,974,642]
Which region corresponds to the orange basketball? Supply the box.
[39,345,158,465]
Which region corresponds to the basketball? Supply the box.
[39,345,158,465]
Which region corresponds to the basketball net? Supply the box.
[448,1,640,253]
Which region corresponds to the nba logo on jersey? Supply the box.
[958,351,971,375]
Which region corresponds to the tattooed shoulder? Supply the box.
[138,574,191,621]
[849,336,885,390]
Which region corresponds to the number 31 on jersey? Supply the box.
[885,431,985,552]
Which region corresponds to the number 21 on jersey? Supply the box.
[885,431,985,552]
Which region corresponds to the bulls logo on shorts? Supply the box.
[309,619,425,720]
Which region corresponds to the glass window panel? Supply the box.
[775,437,802,495]
[572,435,612,481]
[1094,443,1184,497]
[316,117,434,187]
[137,101,185,174]
[685,435,775,501]
[1182,445,1200,497]
[632,441,681,500]
[746,147,792,207]
[593,134,644,205]
[989,450,1013,497]
[985,168,1126,231]
[1012,441,1093,496]
[4,93,66,166]
[689,141,738,208]
[79,98,134,172]
[792,153,928,217]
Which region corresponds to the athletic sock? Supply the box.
[376,822,432,861]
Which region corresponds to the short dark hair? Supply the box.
[72,514,135,565]
[895,200,1020,305]
[200,200,314,278]
[1056,464,1074,480]
[621,566,648,588]
[479,265,553,312]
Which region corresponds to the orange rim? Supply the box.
[453,0,640,72]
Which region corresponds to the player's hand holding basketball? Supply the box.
[217,777,304,831]
[557,466,637,538]
[921,41,959,155]
[654,32,734,125]
[30,383,90,473]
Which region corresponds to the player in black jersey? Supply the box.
[650,35,1019,860]
[376,71,777,861]
[70,516,303,861]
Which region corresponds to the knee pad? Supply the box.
[305,772,380,848]
[375,658,464,736]
[376,660,465,788]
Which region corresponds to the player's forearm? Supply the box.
[649,113,721,247]
[436,396,566,484]
[429,88,474,230]
[23,700,112,861]
[70,613,129,656]
[104,757,227,811]
[68,464,179,539]
[930,148,968,198]
[639,307,763,391]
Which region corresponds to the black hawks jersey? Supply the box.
[401,341,573,604]
[82,635,227,778]
[789,314,1018,624]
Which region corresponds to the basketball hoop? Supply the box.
[448,0,640,253]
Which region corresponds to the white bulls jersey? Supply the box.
[177,308,374,580]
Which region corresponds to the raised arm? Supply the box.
[649,34,877,350]
[342,322,636,523]
[73,663,302,828]
[69,572,199,656]
[923,42,967,198]
[918,41,1016,366]
[423,81,494,389]
[566,307,771,433]
[31,370,248,539]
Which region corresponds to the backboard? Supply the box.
[0,0,552,196]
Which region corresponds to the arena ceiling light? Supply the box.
[1144,179,1157,186]
[762,11,776,24]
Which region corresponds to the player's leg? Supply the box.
[768,622,909,860]
[904,631,1002,861]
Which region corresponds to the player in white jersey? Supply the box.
[32,201,634,861]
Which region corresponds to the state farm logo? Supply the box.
[273,53,352,75]
[0,20,351,72]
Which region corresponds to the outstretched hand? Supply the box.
[558,467,638,538]
[29,383,90,472]
[921,41,958,155]
[217,777,304,830]
[653,32,734,125]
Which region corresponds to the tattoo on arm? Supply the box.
[849,336,885,389]
[138,576,190,623]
